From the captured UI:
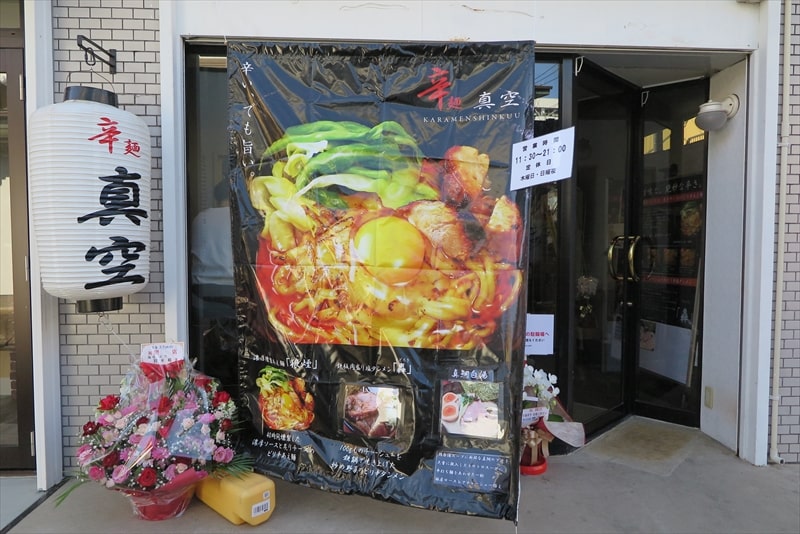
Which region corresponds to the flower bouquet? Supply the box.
[57,343,252,520]
[521,365,585,475]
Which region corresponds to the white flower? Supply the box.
[523,364,559,409]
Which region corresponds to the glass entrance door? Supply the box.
[570,60,636,435]
[633,81,706,425]
[570,60,706,434]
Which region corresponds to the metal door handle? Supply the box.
[607,235,626,281]
[627,235,654,282]
[628,235,642,282]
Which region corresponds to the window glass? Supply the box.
[0,0,21,30]
[528,61,561,316]
[185,45,238,395]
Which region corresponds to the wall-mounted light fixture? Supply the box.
[695,94,740,132]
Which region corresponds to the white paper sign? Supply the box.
[525,314,554,355]
[141,342,184,365]
[510,126,575,190]
[522,406,550,427]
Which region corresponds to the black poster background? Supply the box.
[227,41,535,521]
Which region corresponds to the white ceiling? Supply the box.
[575,49,749,88]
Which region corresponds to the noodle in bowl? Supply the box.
[255,219,522,350]
[248,121,524,350]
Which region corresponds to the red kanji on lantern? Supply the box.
[124,139,141,157]
[88,117,122,153]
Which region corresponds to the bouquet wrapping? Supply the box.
[63,344,251,519]
[521,365,585,468]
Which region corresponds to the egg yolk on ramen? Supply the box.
[353,216,426,285]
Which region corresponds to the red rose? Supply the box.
[212,391,231,406]
[135,416,150,426]
[101,450,120,469]
[220,418,233,432]
[157,396,172,415]
[194,376,212,391]
[97,395,120,412]
[139,362,165,382]
[159,419,173,438]
[164,359,184,378]
[137,467,158,488]
[82,421,99,436]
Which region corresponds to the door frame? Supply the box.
[568,58,710,435]
[629,78,709,428]
[566,57,641,436]
[0,46,35,469]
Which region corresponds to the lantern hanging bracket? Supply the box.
[77,35,117,75]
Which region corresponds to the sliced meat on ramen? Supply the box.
[442,145,490,209]
[401,200,472,261]
[485,195,523,263]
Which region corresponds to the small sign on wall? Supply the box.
[525,314,554,355]
[510,126,575,190]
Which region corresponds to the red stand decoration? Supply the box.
[520,442,548,476]
[119,470,206,521]
[123,484,197,520]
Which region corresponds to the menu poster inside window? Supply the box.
[638,174,704,385]
[227,41,534,521]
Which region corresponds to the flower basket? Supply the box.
[120,470,206,520]
[521,365,585,475]
[57,342,252,519]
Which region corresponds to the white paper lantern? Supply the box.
[28,87,151,312]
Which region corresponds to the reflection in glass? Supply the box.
[527,62,561,316]
[186,48,238,396]
[0,67,19,448]
[571,65,632,426]
[636,81,706,419]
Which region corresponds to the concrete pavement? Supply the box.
[7,417,800,534]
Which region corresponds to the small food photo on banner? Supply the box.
[227,40,535,521]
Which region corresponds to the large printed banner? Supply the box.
[228,41,534,521]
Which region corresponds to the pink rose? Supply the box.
[88,465,105,481]
[97,414,114,426]
[77,444,93,464]
[199,413,215,424]
[213,447,234,463]
[163,464,177,481]
[111,465,130,484]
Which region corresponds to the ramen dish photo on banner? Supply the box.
[228,40,534,522]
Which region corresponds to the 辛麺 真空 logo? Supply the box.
[416,65,524,124]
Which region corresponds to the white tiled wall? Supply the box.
[773,0,800,464]
[48,0,799,469]
[51,0,163,470]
